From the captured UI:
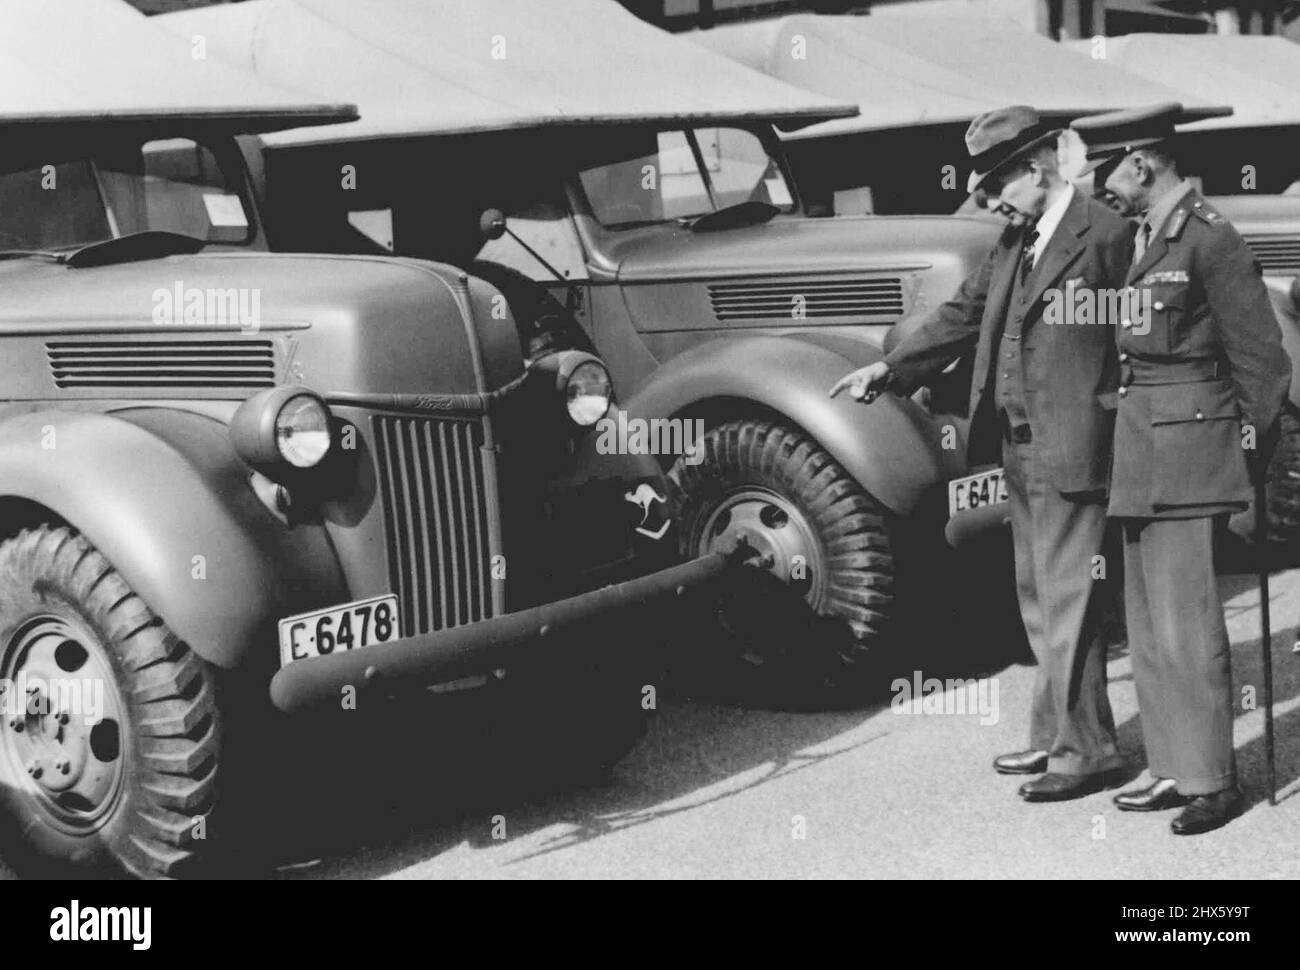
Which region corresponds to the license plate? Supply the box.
[948,467,1009,517]
[278,594,401,668]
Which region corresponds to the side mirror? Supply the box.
[479,208,508,241]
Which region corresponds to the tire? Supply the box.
[1264,405,1300,545]
[0,526,221,879]
[667,419,895,701]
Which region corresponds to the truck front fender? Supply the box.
[0,409,345,669]
[623,336,947,515]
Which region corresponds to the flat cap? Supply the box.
[1070,102,1196,176]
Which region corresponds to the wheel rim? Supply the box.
[0,614,127,834]
[695,486,826,607]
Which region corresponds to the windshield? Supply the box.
[578,127,795,228]
[0,137,252,251]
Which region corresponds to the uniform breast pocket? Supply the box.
[1149,379,1249,508]
[1140,283,1189,355]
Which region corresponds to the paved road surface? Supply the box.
[277,566,1300,880]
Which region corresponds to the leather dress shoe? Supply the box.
[1171,788,1243,836]
[993,749,1048,775]
[1019,770,1122,802]
[1114,778,1191,813]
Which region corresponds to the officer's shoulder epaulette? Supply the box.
[1188,199,1227,227]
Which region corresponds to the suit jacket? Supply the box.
[884,189,1134,494]
[1108,188,1291,519]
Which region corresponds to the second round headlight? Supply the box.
[565,361,613,426]
[276,394,333,467]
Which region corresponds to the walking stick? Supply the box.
[1254,470,1277,806]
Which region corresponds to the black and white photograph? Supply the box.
[0,0,1298,941]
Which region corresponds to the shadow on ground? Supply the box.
[256,520,1041,879]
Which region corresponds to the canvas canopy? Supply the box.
[0,0,354,132]
[694,14,1229,140]
[1063,34,1300,130]
[160,0,858,148]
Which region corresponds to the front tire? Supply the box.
[667,419,895,701]
[0,526,221,878]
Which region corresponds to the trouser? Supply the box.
[1003,433,1123,775]
[1120,516,1235,796]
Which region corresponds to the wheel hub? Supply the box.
[0,617,126,831]
[697,487,826,606]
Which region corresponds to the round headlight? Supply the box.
[276,394,332,468]
[565,361,612,426]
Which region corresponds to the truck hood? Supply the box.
[607,213,1001,283]
[0,251,521,400]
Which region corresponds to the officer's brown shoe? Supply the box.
[1019,770,1122,802]
[993,749,1048,775]
[1114,778,1191,812]
[1170,787,1243,836]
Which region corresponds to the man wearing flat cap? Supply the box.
[1072,102,1291,834]
[831,106,1133,801]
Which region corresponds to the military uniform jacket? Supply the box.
[1109,188,1291,519]
[885,190,1132,494]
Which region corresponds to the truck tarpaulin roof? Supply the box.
[693,13,1229,139]
[159,0,860,147]
[1063,34,1300,130]
[0,0,356,132]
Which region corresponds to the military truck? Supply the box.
[163,0,1004,700]
[0,0,732,879]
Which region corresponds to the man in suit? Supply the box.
[1072,104,1291,834]
[831,106,1134,801]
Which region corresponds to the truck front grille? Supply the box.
[371,416,494,636]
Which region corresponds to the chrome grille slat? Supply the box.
[464,424,488,620]
[421,421,447,632]
[373,415,492,637]
[438,422,463,627]
[404,420,433,634]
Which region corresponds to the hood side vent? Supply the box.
[1244,235,1300,275]
[708,276,905,322]
[47,338,276,389]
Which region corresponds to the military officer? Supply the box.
[1072,103,1291,834]
[832,106,1133,801]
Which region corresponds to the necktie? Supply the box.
[1133,221,1151,265]
[1019,228,1039,285]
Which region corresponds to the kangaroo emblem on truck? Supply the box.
[624,483,670,541]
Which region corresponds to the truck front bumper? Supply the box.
[268,551,732,714]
